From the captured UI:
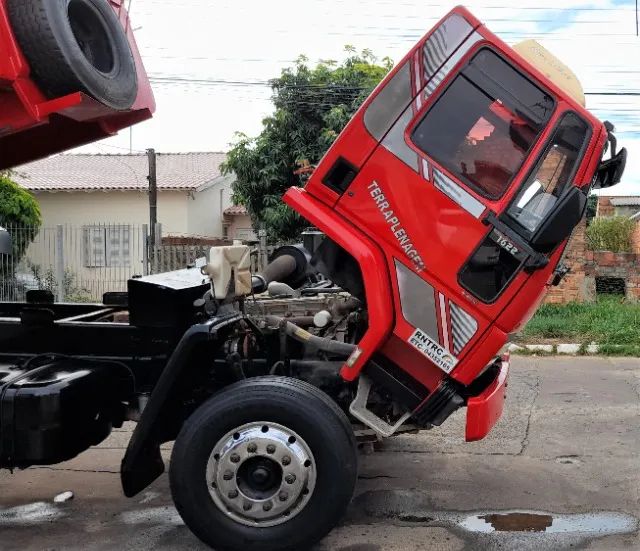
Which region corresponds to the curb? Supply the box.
[508,343,600,355]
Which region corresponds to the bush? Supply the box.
[585,216,636,252]
[29,262,93,302]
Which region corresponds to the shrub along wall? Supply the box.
[585,216,635,253]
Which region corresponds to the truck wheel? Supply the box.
[170,377,358,551]
[8,0,137,110]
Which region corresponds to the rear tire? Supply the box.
[170,377,358,551]
[8,0,138,109]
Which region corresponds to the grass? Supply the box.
[518,296,640,347]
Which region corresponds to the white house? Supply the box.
[10,152,256,298]
[14,152,234,237]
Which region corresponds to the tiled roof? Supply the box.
[610,196,640,207]
[13,152,227,192]
[224,205,248,216]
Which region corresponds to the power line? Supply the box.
[149,75,640,97]
[586,92,640,96]
[137,0,635,11]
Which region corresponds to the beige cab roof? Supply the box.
[513,40,585,107]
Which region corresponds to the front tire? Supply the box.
[170,377,358,551]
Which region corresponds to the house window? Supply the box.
[84,225,131,268]
[234,228,253,241]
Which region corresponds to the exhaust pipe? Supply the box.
[252,245,311,293]
[265,315,356,357]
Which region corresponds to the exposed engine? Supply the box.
[195,238,431,439]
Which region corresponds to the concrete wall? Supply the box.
[186,176,233,237]
[33,190,189,234]
[34,181,235,238]
[226,214,257,241]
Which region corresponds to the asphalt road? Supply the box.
[1,356,639,550]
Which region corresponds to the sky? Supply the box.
[79,0,640,195]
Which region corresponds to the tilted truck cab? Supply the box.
[286,5,625,439]
[0,5,627,551]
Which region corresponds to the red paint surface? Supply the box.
[0,0,155,169]
[287,6,608,439]
[466,354,510,442]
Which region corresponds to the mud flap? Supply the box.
[120,314,242,497]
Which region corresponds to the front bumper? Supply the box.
[465,354,510,442]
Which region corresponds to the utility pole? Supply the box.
[147,148,157,246]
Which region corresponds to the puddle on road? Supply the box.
[459,511,637,536]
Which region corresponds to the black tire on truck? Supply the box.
[7,0,138,110]
[170,377,359,551]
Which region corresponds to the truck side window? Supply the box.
[507,113,590,234]
[459,233,523,303]
[412,49,553,200]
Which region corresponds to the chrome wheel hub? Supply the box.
[206,422,316,527]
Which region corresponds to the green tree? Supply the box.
[223,49,393,242]
[0,172,42,259]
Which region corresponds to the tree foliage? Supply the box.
[0,173,42,259]
[222,49,393,242]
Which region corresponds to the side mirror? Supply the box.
[530,187,587,253]
[596,147,627,189]
[0,227,12,255]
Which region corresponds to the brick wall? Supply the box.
[544,211,640,303]
[544,219,587,304]
[597,196,615,217]
[631,223,640,254]
[584,251,640,301]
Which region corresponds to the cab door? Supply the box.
[335,43,564,381]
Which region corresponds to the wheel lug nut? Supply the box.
[282,456,291,466]
[266,444,276,454]
[247,443,258,453]
[223,470,234,481]
[285,474,296,484]
[279,491,289,502]
[243,502,252,511]
[230,453,240,463]
[263,502,273,512]
[228,489,238,499]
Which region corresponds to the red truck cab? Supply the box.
[0,0,154,169]
[286,6,626,440]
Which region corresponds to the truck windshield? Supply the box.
[412,49,554,200]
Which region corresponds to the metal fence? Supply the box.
[0,224,223,302]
